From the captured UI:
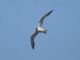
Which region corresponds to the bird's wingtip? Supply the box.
[50,10,54,13]
[31,44,34,50]
[32,48,34,50]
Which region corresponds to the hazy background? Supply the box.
[0,0,80,60]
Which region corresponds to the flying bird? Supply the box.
[30,10,53,49]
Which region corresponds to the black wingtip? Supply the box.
[49,10,53,14]
[31,41,35,50]
[50,10,53,12]
[46,10,53,16]
[32,46,34,50]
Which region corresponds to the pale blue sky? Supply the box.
[0,0,80,60]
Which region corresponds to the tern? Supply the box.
[30,10,53,49]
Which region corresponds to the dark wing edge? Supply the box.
[30,31,39,49]
[39,10,53,27]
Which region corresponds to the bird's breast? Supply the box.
[37,27,45,32]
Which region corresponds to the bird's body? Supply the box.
[37,26,46,32]
[30,10,53,49]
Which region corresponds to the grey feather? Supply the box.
[39,10,53,27]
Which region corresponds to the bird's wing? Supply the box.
[30,31,39,49]
[38,10,53,27]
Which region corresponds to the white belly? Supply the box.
[37,27,45,32]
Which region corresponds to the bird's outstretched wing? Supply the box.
[38,10,53,27]
[30,30,39,49]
